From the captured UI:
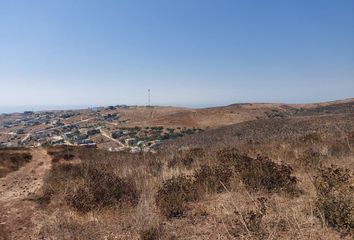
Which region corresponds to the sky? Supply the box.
[0,0,353,112]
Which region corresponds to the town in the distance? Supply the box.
[0,105,204,153]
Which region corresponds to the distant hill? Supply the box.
[147,98,354,128]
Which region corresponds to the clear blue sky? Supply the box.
[0,0,353,111]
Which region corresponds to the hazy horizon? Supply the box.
[1,96,354,114]
[1,0,353,108]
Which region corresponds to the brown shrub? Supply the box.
[230,210,267,239]
[168,155,194,168]
[187,147,206,158]
[40,214,102,240]
[193,164,233,194]
[38,163,85,204]
[156,163,233,218]
[315,165,352,196]
[47,148,76,163]
[298,148,324,169]
[301,132,322,144]
[156,176,198,218]
[349,131,354,144]
[0,151,32,177]
[65,165,140,213]
[316,194,354,233]
[147,158,163,177]
[328,140,351,157]
[65,182,96,213]
[40,151,140,212]
[244,210,265,234]
[167,148,206,169]
[181,156,194,167]
[140,225,161,240]
[219,149,300,195]
[314,165,354,233]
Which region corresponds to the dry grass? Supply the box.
[0,149,32,178]
[17,114,354,239]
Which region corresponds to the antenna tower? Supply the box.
[148,89,151,107]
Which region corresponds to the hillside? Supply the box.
[0,99,353,239]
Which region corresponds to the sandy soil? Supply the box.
[0,148,51,240]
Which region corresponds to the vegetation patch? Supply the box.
[219,149,300,195]
[0,150,32,178]
[167,148,206,169]
[65,165,140,212]
[139,225,161,240]
[298,148,324,169]
[40,156,140,212]
[230,210,267,239]
[193,164,233,194]
[157,162,233,218]
[301,132,322,144]
[328,140,351,157]
[47,147,76,163]
[314,165,354,234]
[156,176,198,218]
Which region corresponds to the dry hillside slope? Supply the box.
[0,99,353,239]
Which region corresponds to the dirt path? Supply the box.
[100,129,125,148]
[0,148,52,240]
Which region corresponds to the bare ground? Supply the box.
[0,148,51,240]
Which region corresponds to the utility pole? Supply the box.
[148,89,151,107]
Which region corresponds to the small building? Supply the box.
[137,141,145,148]
[112,130,124,139]
[106,106,117,110]
[63,132,74,140]
[16,128,25,134]
[87,128,100,136]
[75,139,93,145]
[125,138,137,146]
[51,136,65,145]
[130,146,141,153]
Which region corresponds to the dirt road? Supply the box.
[100,129,125,148]
[0,148,52,240]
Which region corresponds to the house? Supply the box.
[63,132,74,140]
[130,146,141,153]
[87,128,100,136]
[106,106,117,110]
[81,143,97,148]
[0,142,12,148]
[137,141,145,148]
[74,139,93,145]
[112,130,124,139]
[16,128,25,134]
[125,138,137,146]
[103,113,119,122]
[51,136,65,145]
[60,112,75,119]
